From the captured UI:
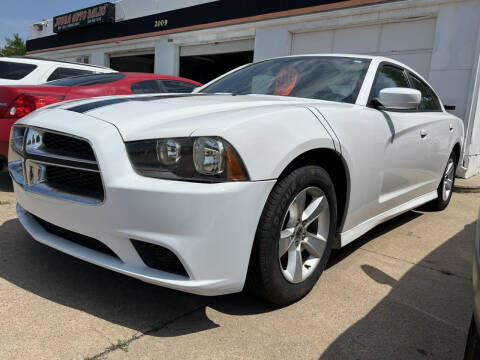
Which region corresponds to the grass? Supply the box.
[84,337,136,360]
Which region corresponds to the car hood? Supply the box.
[53,93,351,141]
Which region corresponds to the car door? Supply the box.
[369,63,432,212]
[406,71,453,189]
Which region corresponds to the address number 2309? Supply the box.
[154,19,168,28]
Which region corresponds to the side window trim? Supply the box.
[42,65,59,82]
[406,71,444,113]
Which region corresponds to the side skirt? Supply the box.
[339,191,437,247]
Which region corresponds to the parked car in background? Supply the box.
[0,72,201,169]
[0,57,114,85]
[464,210,480,360]
[8,55,463,304]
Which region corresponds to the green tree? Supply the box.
[0,33,26,57]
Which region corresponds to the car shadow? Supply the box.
[0,171,13,192]
[328,210,423,269]
[319,220,476,359]
[0,217,280,337]
[0,210,473,344]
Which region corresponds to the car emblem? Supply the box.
[25,128,43,152]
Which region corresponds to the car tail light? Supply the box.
[5,94,65,119]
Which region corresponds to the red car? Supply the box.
[0,72,201,169]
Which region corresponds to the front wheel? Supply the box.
[246,165,337,305]
[428,152,457,211]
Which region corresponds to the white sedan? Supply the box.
[0,57,114,85]
[8,55,464,304]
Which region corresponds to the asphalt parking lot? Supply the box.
[0,171,478,360]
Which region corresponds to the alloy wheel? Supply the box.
[443,158,455,201]
[279,186,330,284]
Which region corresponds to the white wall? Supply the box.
[426,0,480,177]
[116,0,218,21]
[154,40,177,75]
[428,0,480,120]
[254,26,291,62]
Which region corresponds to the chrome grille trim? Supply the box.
[8,126,105,205]
[26,148,98,166]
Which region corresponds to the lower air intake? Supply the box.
[32,214,120,260]
[131,240,189,278]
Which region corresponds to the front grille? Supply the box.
[45,166,104,200]
[132,240,189,277]
[43,132,96,161]
[32,214,120,260]
[11,127,106,204]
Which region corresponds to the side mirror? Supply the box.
[376,87,421,111]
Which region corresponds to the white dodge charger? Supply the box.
[8,55,464,304]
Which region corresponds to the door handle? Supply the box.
[420,129,428,138]
[449,123,454,131]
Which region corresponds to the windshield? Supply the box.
[202,56,371,103]
[44,73,125,86]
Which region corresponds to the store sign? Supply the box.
[53,3,115,33]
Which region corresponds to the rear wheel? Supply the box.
[247,165,337,305]
[429,152,457,211]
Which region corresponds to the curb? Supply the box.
[454,177,480,194]
[454,186,480,194]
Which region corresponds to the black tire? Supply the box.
[246,165,337,305]
[428,151,458,211]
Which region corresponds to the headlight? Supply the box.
[126,137,249,182]
[193,137,224,175]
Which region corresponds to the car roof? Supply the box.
[120,72,201,83]
[0,56,112,70]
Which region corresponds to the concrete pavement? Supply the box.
[0,170,478,359]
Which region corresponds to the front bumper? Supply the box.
[0,118,17,168]
[12,110,275,295]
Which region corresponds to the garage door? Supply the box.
[291,18,436,78]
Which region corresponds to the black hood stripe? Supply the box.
[67,98,132,114]
[66,94,204,114]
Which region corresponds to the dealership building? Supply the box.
[26,0,480,177]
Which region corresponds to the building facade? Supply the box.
[26,0,480,177]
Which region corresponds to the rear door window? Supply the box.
[47,67,95,82]
[161,80,197,93]
[131,80,163,94]
[0,61,37,80]
[407,72,442,111]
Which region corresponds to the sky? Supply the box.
[0,1,105,46]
